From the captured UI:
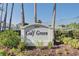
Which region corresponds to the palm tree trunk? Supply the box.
[0,4,4,31]
[3,3,8,30]
[21,3,25,26]
[9,3,14,29]
[34,3,37,23]
[52,3,56,42]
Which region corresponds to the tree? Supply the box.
[34,3,37,23]
[21,3,25,26]
[52,3,56,43]
[0,4,4,31]
[3,3,8,30]
[9,3,14,29]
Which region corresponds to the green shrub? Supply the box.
[55,29,62,41]
[70,39,79,48]
[0,30,20,48]
[48,42,53,49]
[18,42,26,51]
[0,49,7,56]
[61,37,79,49]
[55,29,69,43]
[72,30,79,39]
[61,37,72,45]
[67,30,73,38]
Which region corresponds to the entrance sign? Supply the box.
[21,23,54,46]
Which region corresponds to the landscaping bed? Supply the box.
[0,30,79,56]
[1,44,79,56]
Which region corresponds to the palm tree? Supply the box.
[52,3,56,43]
[21,3,25,26]
[34,3,37,23]
[0,3,4,31]
[3,3,8,30]
[9,3,14,29]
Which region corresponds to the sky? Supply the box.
[1,3,79,26]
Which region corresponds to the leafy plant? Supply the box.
[18,42,26,51]
[0,30,20,48]
[61,37,79,49]
[72,30,79,39]
[0,49,7,56]
[55,29,69,44]
[70,39,79,48]
[61,37,72,45]
[48,42,53,49]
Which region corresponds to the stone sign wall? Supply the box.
[21,23,54,46]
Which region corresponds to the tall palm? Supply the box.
[3,3,8,30]
[21,3,25,26]
[9,3,14,29]
[52,3,56,42]
[0,4,4,31]
[34,3,37,23]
